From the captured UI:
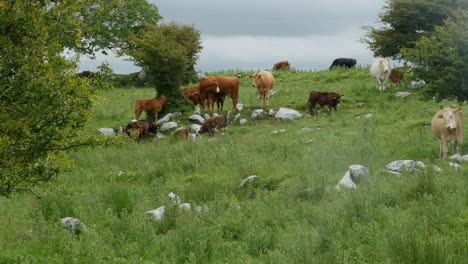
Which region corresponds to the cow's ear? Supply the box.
[454,107,462,113]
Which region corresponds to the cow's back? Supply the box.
[258,71,275,89]
[212,76,239,94]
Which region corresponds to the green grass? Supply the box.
[1,68,467,263]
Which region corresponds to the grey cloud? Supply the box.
[152,0,384,36]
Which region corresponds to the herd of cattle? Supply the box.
[120,58,462,159]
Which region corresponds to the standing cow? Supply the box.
[199,76,239,112]
[370,57,392,91]
[431,107,464,159]
[308,91,343,116]
[250,71,275,107]
[134,95,168,123]
[329,58,357,69]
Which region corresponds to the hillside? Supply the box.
[1,68,467,263]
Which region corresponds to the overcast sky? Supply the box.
[79,0,386,73]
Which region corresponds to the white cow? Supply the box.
[370,57,392,91]
[431,107,464,159]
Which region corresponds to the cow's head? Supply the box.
[440,108,461,130]
[158,95,168,105]
[332,93,342,104]
[249,73,261,88]
[199,77,220,94]
[379,58,390,74]
[148,123,158,134]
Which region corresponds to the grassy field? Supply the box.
[1,68,467,263]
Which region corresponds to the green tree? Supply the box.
[0,0,161,196]
[127,23,202,114]
[402,11,468,101]
[363,0,467,59]
[0,1,92,196]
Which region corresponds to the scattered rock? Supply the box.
[195,205,210,214]
[357,113,373,119]
[61,217,86,233]
[336,165,369,190]
[160,121,178,131]
[98,128,116,136]
[190,124,202,133]
[156,113,180,125]
[448,154,468,162]
[395,91,411,98]
[240,175,257,187]
[251,109,266,119]
[268,109,276,116]
[409,79,426,89]
[356,102,365,107]
[233,113,241,123]
[168,192,180,205]
[239,118,248,125]
[179,203,191,211]
[432,165,442,172]
[300,127,316,133]
[204,113,211,120]
[386,160,426,175]
[275,107,303,121]
[449,162,463,170]
[236,103,244,111]
[194,107,201,115]
[156,133,166,139]
[270,129,286,134]
[189,114,205,124]
[146,206,165,222]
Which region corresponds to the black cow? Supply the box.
[329,58,357,69]
[124,120,157,140]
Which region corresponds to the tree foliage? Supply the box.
[0,1,94,196]
[127,23,203,114]
[402,11,468,101]
[363,0,467,59]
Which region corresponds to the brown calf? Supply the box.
[308,91,343,116]
[134,95,167,123]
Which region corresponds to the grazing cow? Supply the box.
[329,58,357,69]
[431,107,464,159]
[134,95,167,123]
[370,57,392,91]
[182,85,202,106]
[199,115,228,135]
[124,120,157,140]
[172,127,189,139]
[273,61,290,70]
[199,76,239,112]
[249,71,275,107]
[308,91,343,116]
[389,68,405,86]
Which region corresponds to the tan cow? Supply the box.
[249,71,275,107]
[134,95,167,123]
[431,107,464,159]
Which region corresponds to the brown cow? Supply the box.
[172,127,189,139]
[250,71,275,107]
[134,95,167,123]
[308,91,343,116]
[389,69,404,86]
[273,61,290,70]
[124,120,157,140]
[199,76,239,112]
[431,107,464,159]
[182,85,203,106]
[199,115,228,135]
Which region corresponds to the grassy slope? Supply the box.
[0,68,467,263]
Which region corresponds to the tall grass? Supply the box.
[0,68,467,263]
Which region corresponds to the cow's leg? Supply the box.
[308,102,314,116]
[154,111,159,123]
[441,137,448,159]
[135,108,142,121]
[265,90,270,107]
[232,95,238,111]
